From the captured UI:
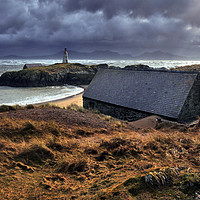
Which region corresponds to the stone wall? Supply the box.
[83,97,151,121]
[178,74,200,122]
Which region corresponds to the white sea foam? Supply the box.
[72,59,200,68]
[0,85,84,106]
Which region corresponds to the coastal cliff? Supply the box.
[0,63,108,87]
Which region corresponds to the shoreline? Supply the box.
[39,85,88,107]
[0,85,87,107]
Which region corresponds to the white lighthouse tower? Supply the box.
[63,48,69,63]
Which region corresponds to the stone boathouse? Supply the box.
[83,68,200,122]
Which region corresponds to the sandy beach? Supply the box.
[45,85,87,108]
[48,92,83,107]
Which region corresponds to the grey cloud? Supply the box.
[63,0,200,28]
[63,0,190,19]
[0,1,26,34]
[0,0,200,56]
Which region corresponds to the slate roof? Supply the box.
[83,69,198,119]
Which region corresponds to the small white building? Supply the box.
[63,48,69,63]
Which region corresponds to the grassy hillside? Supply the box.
[0,105,199,199]
[24,63,99,74]
[172,64,200,72]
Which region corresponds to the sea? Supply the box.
[1,59,200,106]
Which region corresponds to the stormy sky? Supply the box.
[1,0,200,56]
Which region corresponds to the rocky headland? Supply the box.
[0,63,109,87]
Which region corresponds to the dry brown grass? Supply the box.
[172,64,200,72]
[24,63,98,74]
[0,108,200,199]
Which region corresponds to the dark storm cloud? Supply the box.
[0,0,200,56]
[64,0,190,19]
[0,1,26,34]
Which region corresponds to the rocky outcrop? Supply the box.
[0,63,108,87]
[124,64,168,71]
[124,64,152,70]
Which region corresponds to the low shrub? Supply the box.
[25,104,35,109]
[67,104,85,112]
[100,138,130,150]
[57,160,88,174]
[0,105,16,112]
[15,144,54,165]
[75,129,93,137]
